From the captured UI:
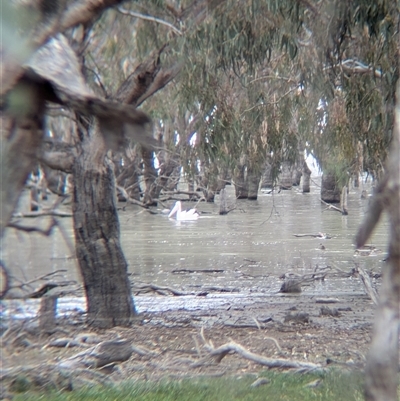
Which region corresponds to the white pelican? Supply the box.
[168,201,199,221]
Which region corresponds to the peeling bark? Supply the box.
[72,124,136,328]
[357,83,400,401]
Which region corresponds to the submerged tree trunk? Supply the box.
[142,147,158,205]
[321,173,341,203]
[302,161,311,193]
[233,165,248,199]
[260,159,273,189]
[247,168,261,200]
[340,185,348,215]
[279,161,293,190]
[72,123,135,329]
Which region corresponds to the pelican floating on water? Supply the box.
[168,201,199,221]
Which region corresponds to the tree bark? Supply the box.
[357,82,400,401]
[142,147,158,205]
[321,172,340,203]
[233,165,248,199]
[302,160,311,193]
[260,158,273,189]
[340,185,348,215]
[279,161,293,189]
[247,168,260,200]
[72,123,135,328]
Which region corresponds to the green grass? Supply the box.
[13,370,366,401]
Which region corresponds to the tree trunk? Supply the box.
[340,185,348,215]
[72,124,135,329]
[358,81,400,401]
[292,168,302,186]
[260,160,273,189]
[216,168,229,193]
[233,165,248,199]
[321,173,341,203]
[302,161,311,193]
[279,161,293,190]
[142,147,158,205]
[219,188,228,215]
[247,168,260,200]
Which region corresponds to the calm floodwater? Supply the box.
[2,177,388,304]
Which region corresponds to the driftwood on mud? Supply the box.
[11,211,72,218]
[172,268,225,274]
[132,283,186,296]
[196,329,323,372]
[58,339,133,370]
[355,266,379,305]
[293,232,332,239]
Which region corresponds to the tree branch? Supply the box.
[117,7,183,36]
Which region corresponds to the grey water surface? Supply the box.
[1,178,388,318]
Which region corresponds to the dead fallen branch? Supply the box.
[355,266,379,305]
[58,339,133,370]
[5,270,69,298]
[11,211,72,218]
[195,328,323,372]
[132,283,186,296]
[117,186,149,208]
[172,269,224,274]
[293,232,332,239]
[200,340,323,372]
[320,198,343,213]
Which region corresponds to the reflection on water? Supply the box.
[1,179,388,298]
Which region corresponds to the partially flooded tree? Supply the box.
[1,1,157,328]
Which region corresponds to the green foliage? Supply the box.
[13,370,366,401]
[75,0,398,187]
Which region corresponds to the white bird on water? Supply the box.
[168,201,199,221]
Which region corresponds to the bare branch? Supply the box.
[117,7,183,36]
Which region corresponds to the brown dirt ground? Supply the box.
[1,293,376,391]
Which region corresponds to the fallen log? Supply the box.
[58,339,133,370]
[203,340,323,372]
[172,269,225,274]
[355,266,379,305]
[132,283,186,296]
[293,232,332,239]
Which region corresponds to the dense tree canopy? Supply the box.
[39,0,396,197]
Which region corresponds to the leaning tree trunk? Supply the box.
[72,123,135,328]
[357,81,400,401]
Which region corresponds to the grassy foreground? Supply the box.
[12,370,368,401]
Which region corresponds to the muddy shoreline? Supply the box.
[1,291,376,389]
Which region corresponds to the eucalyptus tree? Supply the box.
[163,0,398,200]
[1,0,228,329]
